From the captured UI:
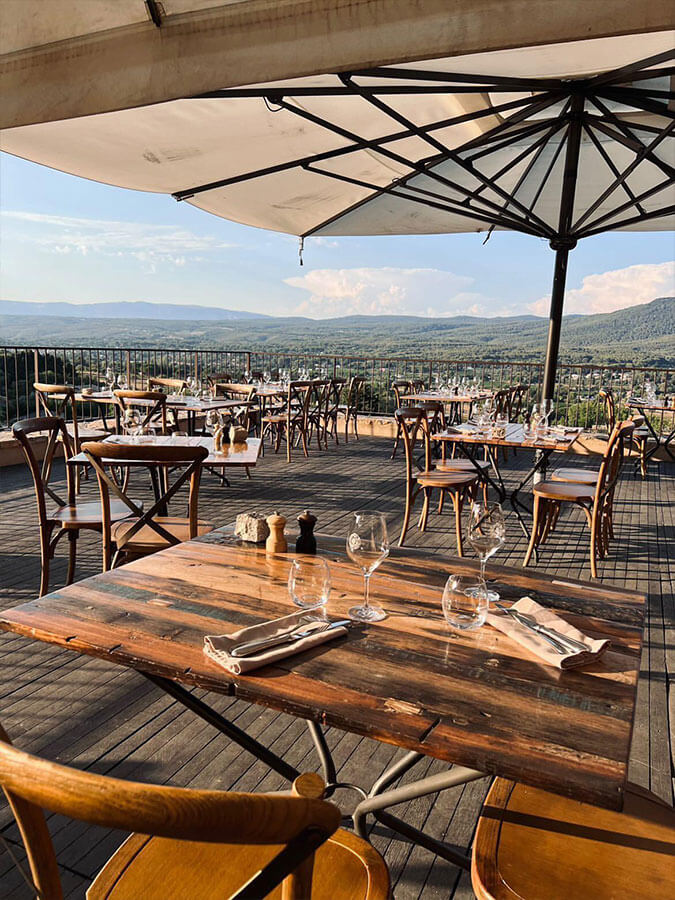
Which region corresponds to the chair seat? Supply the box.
[111,517,214,552]
[89,826,389,899]
[53,499,132,527]
[533,480,594,502]
[416,470,477,489]
[436,459,489,472]
[472,778,675,900]
[550,466,598,484]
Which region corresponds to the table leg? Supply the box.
[142,673,300,782]
[452,442,506,503]
[509,448,554,542]
[352,751,485,869]
[637,406,675,469]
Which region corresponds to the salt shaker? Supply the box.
[296,509,317,554]
[266,511,287,553]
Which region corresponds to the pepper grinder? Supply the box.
[296,509,317,554]
[266,511,288,554]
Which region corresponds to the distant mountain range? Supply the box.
[0,300,270,321]
[1,297,673,366]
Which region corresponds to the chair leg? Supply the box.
[453,490,464,556]
[399,485,415,547]
[66,530,77,585]
[589,514,599,579]
[353,411,359,440]
[38,524,55,598]
[523,495,542,567]
[438,489,445,514]
[245,466,251,480]
[419,488,431,532]
[391,423,401,459]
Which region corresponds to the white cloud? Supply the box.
[529,261,675,316]
[284,266,503,318]
[1,210,235,271]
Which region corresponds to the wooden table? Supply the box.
[627,399,675,465]
[0,530,644,864]
[68,433,262,469]
[433,423,583,535]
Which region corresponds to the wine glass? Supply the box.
[541,399,554,431]
[442,574,488,631]
[346,512,389,622]
[103,366,115,391]
[123,408,142,440]
[288,557,331,611]
[468,502,505,604]
[117,373,128,390]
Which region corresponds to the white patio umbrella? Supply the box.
[1,4,673,398]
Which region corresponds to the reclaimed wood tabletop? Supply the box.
[0,529,644,810]
[433,422,583,452]
[68,434,262,468]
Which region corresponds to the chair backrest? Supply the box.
[0,722,340,900]
[394,407,431,481]
[12,417,74,525]
[418,399,445,434]
[114,389,168,435]
[492,388,511,418]
[509,384,527,421]
[392,380,411,408]
[410,379,426,393]
[148,377,188,394]
[593,420,635,515]
[247,370,264,383]
[214,382,257,402]
[33,383,84,449]
[347,376,365,408]
[206,372,232,389]
[326,377,347,417]
[82,440,208,569]
[599,388,616,431]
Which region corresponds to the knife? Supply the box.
[231,619,350,658]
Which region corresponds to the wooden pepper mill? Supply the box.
[296,509,317,554]
[266,511,288,554]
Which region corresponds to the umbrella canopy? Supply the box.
[2,17,674,399]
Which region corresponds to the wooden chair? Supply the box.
[34,383,110,493]
[509,384,527,422]
[472,777,674,900]
[262,381,314,463]
[395,407,478,554]
[390,380,412,459]
[337,375,365,442]
[114,389,169,435]
[12,417,131,595]
[82,441,214,570]
[206,371,232,392]
[323,377,347,445]
[0,724,390,900]
[592,388,651,479]
[147,376,189,394]
[524,420,635,578]
[213,382,258,433]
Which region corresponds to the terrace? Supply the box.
[0,363,672,898]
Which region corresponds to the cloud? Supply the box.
[529,261,675,316]
[284,266,502,318]
[1,210,235,271]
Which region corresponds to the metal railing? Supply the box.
[1,345,674,433]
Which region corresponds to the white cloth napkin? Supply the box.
[487,596,610,670]
[204,609,348,675]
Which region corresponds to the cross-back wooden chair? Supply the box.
[395,407,478,554]
[12,417,131,595]
[337,375,365,442]
[148,376,189,394]
[213,382,258,432]
[509,384,527,422]
[472,776,674,900]
[307,379,332,450]
[596,387,651,478]
[524,420,635,578]
[33,383,110,493]
[390,380,412,459]
[0,724,389,900]
[114,389,169,435]
[206,371,232,392]
[262,381,315,463]
[82,441,213,570]
[321,377,347,445]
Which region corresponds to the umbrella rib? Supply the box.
[584,48,675,89]
[589,97,675,180]
[465,115,566,163]
[318,80,558,233]
[579,119,646,221]
[347,66,564,91]
[576,178,675,237]
[597,86,675,120]
[299,164,545,237]
[579,203,675,238]
[520,124,569,223]
[172,92,544,200]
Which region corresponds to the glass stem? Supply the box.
[363,572,371,610]
[480,556,487,587]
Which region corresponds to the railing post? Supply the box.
[126,350,131,389]
[33,348,40,416]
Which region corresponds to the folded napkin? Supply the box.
[457,423,477,433]
[487,596,610,669]
[204,610,348,675]
[550,425,577,435]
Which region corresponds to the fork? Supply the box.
[231,619,348,658]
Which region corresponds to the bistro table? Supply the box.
[626,398,675,466]
[402,389,492,424]
[0,529,645,868]
[433,422,583,536]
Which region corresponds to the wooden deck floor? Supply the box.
[0,436,673,898]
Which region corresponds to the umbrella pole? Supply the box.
[541,242,573,402]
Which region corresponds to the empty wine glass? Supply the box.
[541,399,554,431]
[442,574,488,631]
[346,512,389,622]
[468,502,505,604]
[103,367,115,391]
[123,408,142,440]
[288,557,331,610]
[117,373,128,390]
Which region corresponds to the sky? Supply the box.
[0,152,673,319]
